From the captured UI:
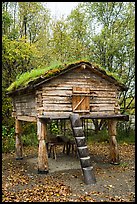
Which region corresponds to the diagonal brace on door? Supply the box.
[73,96,86,111]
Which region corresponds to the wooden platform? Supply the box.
[38,113,129,121]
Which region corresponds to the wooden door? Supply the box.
[72,87,90,113]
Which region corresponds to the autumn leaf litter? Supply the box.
[2,143,135,202]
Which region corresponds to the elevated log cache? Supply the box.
[8,61,129,183]
[70,113,96,185]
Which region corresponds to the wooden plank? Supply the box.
[73,87,90,94]
[43,104,72,111]
[42,90,72,96]
[17,115,37,122]
[41,72,118,87]
[91,104,115,109]
[42,96,116,105]
[42,96,71,104]
[39,113,129,121]
[42,91,116,97]
[72,87,90,112]
[91,101,116,104]
[91,105,117,112]
[42,84,117,91]
[43,101,71,105]
[85,96,90,111]
[72,110,90,113]
[73,97,85,111]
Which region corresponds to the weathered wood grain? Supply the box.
[37,119,49,173]
[17,115,36,122]
[108,119,120,164]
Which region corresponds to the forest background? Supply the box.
[2,2,135,152]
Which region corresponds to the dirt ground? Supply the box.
[2,142,135,202]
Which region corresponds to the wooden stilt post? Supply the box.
[108,119,120,165]
[37,118,49,173]
[15,119,23,160]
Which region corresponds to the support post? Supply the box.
[37,118,49,173]
[15,119,23,160]
[108,119,120,165]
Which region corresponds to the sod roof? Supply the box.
[7,60,127,95]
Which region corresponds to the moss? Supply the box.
[7,59,124,92]
[7,61,63,92]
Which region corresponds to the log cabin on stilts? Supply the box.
[7,60,129,185]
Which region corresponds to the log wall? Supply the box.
[12,93,37,117]
[12,65,121,119]
[36,66,120,117]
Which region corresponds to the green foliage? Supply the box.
[22,133,38,147]
[87,129,109,143]
[87,121,135,144]
[2,123,38,153]
[21,123,38,147]
[2,35,39,77]
[50,121,60,135]
[117,121,135,144]
[2,126,15,153]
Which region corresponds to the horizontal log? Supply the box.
[42,97,117,105]
[16,111,37,117]
[42,90,72,96]
[42,85,116,93]
[40,112,71,119]
[91,103,115,108]
[17,115,37,122]
[42,96,71,103]
[91,107,115,111]
[15,106,36,112]
[91,101,116,104]
[41,69,116,87]
[15,97,35,102]
[42,103,115,112]
[42,92,116,98]
[42,83,117,91]
[73,110,90,113]
[39,111,117,119]
[80,114,129,121]
[43,105,72,111]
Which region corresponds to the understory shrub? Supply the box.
[2,126,15,153]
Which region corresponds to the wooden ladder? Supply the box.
[70,113,96,185]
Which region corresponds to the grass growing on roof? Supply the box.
[7,58,124,92]
[7,59,89,92]
[7,61,63,92]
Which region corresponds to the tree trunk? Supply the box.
[108,119,120,164]
[37,119,49,173]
